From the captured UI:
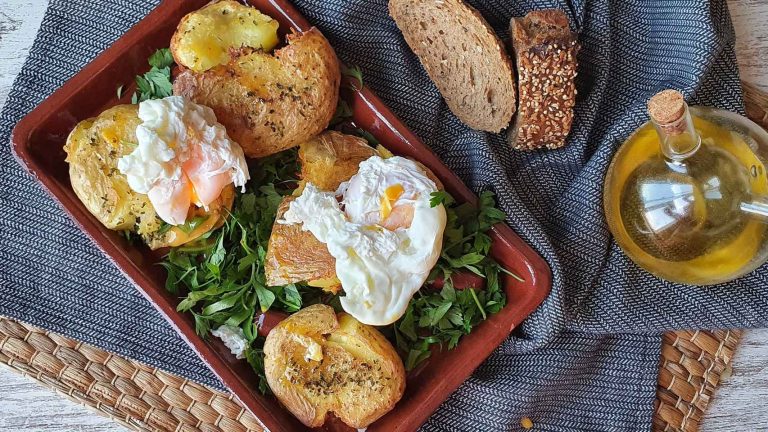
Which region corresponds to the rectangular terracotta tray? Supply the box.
[11,0,552,430]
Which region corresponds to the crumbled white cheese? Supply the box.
[211,325,248,359]
[304,339,323,362]
[290,334,323,362]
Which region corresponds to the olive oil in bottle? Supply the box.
[604,90,768,285]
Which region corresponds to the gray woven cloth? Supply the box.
[1,0,761,430]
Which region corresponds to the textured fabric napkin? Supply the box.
[2,0,763,430]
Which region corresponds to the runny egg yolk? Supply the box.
[182,150,233,207]
[380,183,404,220]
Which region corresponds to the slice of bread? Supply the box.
[389,0,516,133]
[508,10,579,150]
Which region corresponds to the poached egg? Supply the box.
[118,96,249,225]
[282,156,447,325]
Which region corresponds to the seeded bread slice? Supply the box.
[389,0,516,133]
[508,10,579,150]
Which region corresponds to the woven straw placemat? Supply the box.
[3,82,767,432]
[0,317,740,432]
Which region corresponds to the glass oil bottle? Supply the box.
[604,89,768,285]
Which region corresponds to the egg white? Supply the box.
[118,96,249,225]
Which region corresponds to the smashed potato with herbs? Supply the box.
[265,135,445,290]
[65,105,145,232]
[264,305,405,429]
[173,28,341,158]
[63,104,233,249]
[170,0,279,73]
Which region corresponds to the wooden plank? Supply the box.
[703,2,768,427]
[730,0,768,91]
[0,0,46,108]
[0,364,119,431]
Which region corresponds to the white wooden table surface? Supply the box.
[2,1,768,431]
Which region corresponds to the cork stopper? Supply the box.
[647,90,687,135]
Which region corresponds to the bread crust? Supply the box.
[389,0,516,133]
[173,28,341,158]
[508,9,579,150]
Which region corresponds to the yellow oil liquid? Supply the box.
[604,114,768,285]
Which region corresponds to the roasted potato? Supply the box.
[170,0,279,73]
[65,105,144,232]
[298,130,376,192]
[173,28,341,158]
[64,104,233,249]
[264,304,405,428]
[264,197,338,291]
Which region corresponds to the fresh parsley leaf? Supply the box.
[145,67,173,97]
[255,284,276,313]
[131,48,174,103]
[120,230,136,244]
[209,235,226,266]
[192,312,211,337]
[245,346,270,394]
[430,191,455,208]
[342,64,363,89]
[177,215,209,234]
[406,346,432,371]
[478,190,507,228]
[148,48,174,69]
[353,128,379,146]
[281,284,303,312]
[445,252,484,268]
[157,220,173,235]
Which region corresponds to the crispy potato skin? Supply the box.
[264,305,406,429]
[264,197,337,289]
[173,28,341,158]
[170,0,279,73]
[64,104,234,250]
[298,131,375,191]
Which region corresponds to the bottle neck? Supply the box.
[651,104,701,161]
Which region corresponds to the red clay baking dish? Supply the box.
[11,0,551,430]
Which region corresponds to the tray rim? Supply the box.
[10,0,553,430]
